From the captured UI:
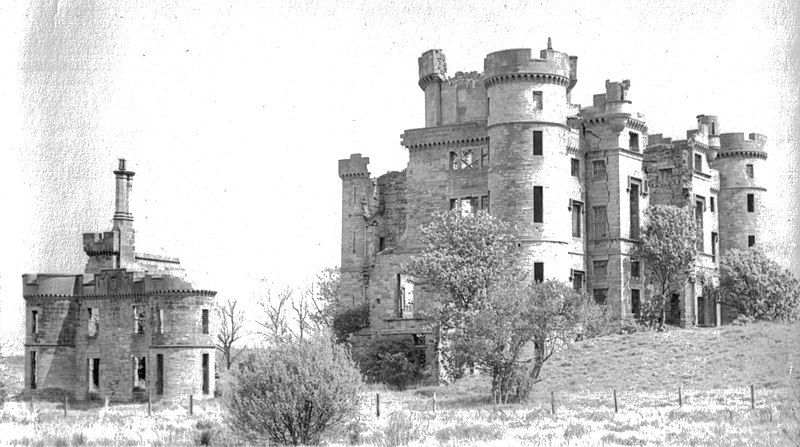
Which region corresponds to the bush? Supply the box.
[357,335,427,390]
[225,337,364,445]
[579,299,616,338]
[719,249,800,321]
[635,299,662,329]
[331,304,370,344]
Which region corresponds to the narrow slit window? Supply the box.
[533,131,543,156]
[572,201,583,238]
[534,262,544,283]
[30,351,37,390]
[133,305,145,334]
[133,357,146,391]
[746,164,754,179]
[533,186,543,223]
[629,132,639,151]
[631,259,641,278]
[631,289,641,318]
[202,309,209,334]
[748,235,756,247]
[747,194,755,212]
[570,158,580,177]
[31,310,38,334]
[88,308,99,337]
[202,353,210,395]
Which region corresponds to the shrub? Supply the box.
[719,249,800,321]
[331,304,370,344]
[635,299,662,329]
[225,336,364,445]
[579,299,616,338]
[357,335,427,390]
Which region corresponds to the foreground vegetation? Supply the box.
[0,322,797,446]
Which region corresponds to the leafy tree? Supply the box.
[636,205,699,330]
[357,335,427,390]
[331,303,370,344]
[215,298,247,370]
[718,248,800,321]
[226,336,364,445]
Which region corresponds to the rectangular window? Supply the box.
[631,289,641,318]
[156,354,164,395]
[534,262,544,283]
[481,146,490,167]
[533,131,543,156]
[593,205,608,238]
[202,353,210,395]
[710,196,716,212]
[746,164,754,179]
[31,310,38,335]
[133,357,146,391]
[629,132,639,151]
[695,198,704,250]
[593,260,608,278]
[572,201,583,238]
[593,289,608,305]
[694,153,703,172]
[711,232,718,262]
[378,237,385,252]
[133,305,145,334]
[532,91,543,110]
[572,270,585,292]
[87,308,99,337]
[397,274,414,318]
[533,186,543,223]
[30,351,37,390]
[592,160,606,181]
[88,358,100,393]
[747,194,755,212]
[449,198,457,210]
[630,183,640,239]
[748,235,756,247]
[631,259,641,278]
[450,152,458,170]
[157,308,164,334]
[202,309,209,334]
[570,158,580,177]
[461,150,474,169]
[480,194,490,213]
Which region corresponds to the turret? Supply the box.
[338,154,375,306]
[418,50,447,127]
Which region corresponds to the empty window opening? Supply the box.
[30,351,37,390]
[133,357,146,391]
[87,308,99,337]
[352,231,356,253]
[202,309,209,334]
[711,232,718,262]
[450,149,476,170]
[694,153,703,172]
[710,196,716,212]
[593,206,608,239]
[481,146,490,167]
[533,186,543,223]
[133,305,145,334]
[532,91,543,110]
[593,260,608,278]
[748,235,756,247]
[534,262,544,283]
[202,353,210,395]
[629,132,639,151]
[572,201,583,238]
[397,274,415,318]
[31,310,38,334]
[593,289,608,305]
[631,289,641,318]
[413,334,426,346]
[571,270,585,292]
[157,308,164,334]
[631,259,641,278]
[747,194,755,212]
[88,358,100,393]
[695,198,705,250]
[378,237,386,252]
[481,194,490,213]
[352,186,356,204]
[592,160,606,181]
[533,131,543,156]
[711,122,716,134]
[571,158,580,177]
[156,354,164,395]
[449,198,456,210]
[630,183,640,239]
[746,164,754,179]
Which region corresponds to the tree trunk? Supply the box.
[519,337,546,402]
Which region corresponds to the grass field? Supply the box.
[1,322,799,446]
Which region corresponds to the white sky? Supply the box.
[0,0,798,348]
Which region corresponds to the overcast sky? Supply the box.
[0,0,797,347]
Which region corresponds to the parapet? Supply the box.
[483,45,575,86]
[718,132,768,159]
[23,269,211,298]
[418,49,447,90]
[22,274,83,297]
[82,231,118,255]
[339,153,370,179]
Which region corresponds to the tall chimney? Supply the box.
[112,158,136,268]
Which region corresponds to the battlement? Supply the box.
[718,132,768,159]
[338,153,370,179]
[418,49,447,90]
[82,231,119,254]
[23,269,202,298]
[483,45,574,83]
[447,71,483,88]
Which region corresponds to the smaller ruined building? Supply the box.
[23,160,217,401]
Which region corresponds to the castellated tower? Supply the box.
[338,154,376,306]
[483,44,582,282]
[710,127,768,254]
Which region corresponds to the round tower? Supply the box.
[483,43,579,279]
[697,115,720,161]
[417,49,447,127]
[712,132,767,254]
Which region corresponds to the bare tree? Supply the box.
[257,286,292,343]
[215,297,247,370]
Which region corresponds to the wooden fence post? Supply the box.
[432,392,437,413]
[189,394,194,415]
[613,389,618,413]
[28,390,33,412]
[750,385,755,409]
[104,396,109,409]
[147,393,152,416]
[491,390,496,410]
[375,393,380,418]
[64,396,68,417]
[551,391,556,415]
[678,386,682,407]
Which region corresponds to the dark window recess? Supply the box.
[748,235,756,247]
[533,186,543,223]
[710,196,716,212]
[694,154,703,172]
[593,289,608,305]
[571,158,580,177]
[133,306,145,334]
[90,358,100,392]
[631,289,641,318]
[449,199,457,210]
[630,183,640,239]
[629,132,639,151]
[593,260,608,277]
[572,270,585,292]
[572,201,582,238]
[746,164,754,179]
[747,194,755,212]
[695,199,704,250]
[631,259,641,278]
[533,131,543,156]
[481,194,490,213]
[134,357,146,391]
[534,262,544,283]
[156,354,164,395]
[202,309,209,334]
[413,334,426,346]
[379,237,385,252]
[31,310,38,334]
[450,152,458,170]
[711,232,718,261]
[30,351,37,390]
[202,353,210,395]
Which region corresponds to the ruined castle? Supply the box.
[338,42,767,364]
[23,160,217,401]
